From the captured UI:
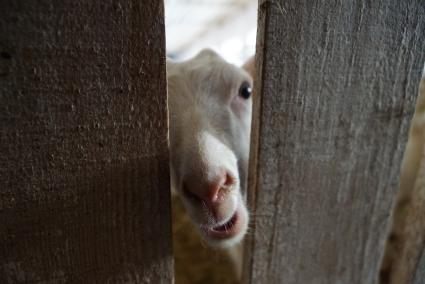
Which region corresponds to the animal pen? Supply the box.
[1,0,424,283]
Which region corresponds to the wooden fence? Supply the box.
[0,1,171,283]
[0,0,424,283]
[244,1,425,284]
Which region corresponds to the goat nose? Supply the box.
[183,171,234,205]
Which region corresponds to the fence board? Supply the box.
[244,1,425,283]
[413,247,425,284]
[0,1,171,283]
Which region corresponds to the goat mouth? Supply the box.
[204,209,241,239]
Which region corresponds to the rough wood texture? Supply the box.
[0,1,171,283]
[244,1,425,283]
[414,246,425,284]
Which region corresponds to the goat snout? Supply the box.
[183,170,234,204]
[182,169,237,222]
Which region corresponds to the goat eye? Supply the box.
[238,82,252,99]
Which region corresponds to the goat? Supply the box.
[167,49,254,253]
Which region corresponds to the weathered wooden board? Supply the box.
[414,246,425,284]
[244,1,425,283]
[0,1,171,283]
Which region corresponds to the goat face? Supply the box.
[167,49,252,247]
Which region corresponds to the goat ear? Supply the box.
[242,56,255,78]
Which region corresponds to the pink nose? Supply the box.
[183,170,234,205]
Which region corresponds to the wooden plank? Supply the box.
[0,1,171,283]
[243,1,425,283]
[413,247,425,284]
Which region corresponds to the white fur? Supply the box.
[167,49,253,250]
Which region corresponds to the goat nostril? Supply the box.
[182,170,236,205]
[223,172,234,187]
[209,171,235,202]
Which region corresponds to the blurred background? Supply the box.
[165,0,257,66]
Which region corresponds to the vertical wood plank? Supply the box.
[0,1,171,283]
[244,1,425,283]
[413,247,425,284]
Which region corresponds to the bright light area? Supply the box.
[165,0,257,66]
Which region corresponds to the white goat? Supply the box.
[167,49,254,254]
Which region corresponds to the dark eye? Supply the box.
[239,82,252,99]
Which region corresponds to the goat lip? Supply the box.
[204,209,241,239]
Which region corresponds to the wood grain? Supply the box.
[244,1,425,283]
[413,246,425,284]
[0,1,171,283]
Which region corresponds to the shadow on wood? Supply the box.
[0,1,172,283]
